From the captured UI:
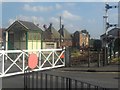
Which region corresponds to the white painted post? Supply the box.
[5,31,8,51]
[52,51,55,67]
[39,51,41,69]
[2,52,5,75]
[5,31,8,61]
[22,52,25,72]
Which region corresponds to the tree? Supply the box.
[93,40,102,67]
[93,40,102,51]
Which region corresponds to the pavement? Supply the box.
[59,64,120,72]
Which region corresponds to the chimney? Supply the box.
[49,23,52,28]
[61,24,64,37]
[43,24,47,30]
[62,24,64,30]
[36,24,39,27]
[49,23,52,33]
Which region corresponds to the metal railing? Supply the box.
[0,48,65,77]
[24,71,108,89]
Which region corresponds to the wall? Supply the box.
[61,40,72,47]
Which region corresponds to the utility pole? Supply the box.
[60,16,62,47]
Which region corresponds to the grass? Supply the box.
[71,48,81,57]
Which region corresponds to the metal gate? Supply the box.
[24,71,107,89]
[0,48,65,78]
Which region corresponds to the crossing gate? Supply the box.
[0,48,65,78]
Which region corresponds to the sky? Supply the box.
[1,1,119,39]
[118,2,120,27]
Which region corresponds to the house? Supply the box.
[73,30,90,49]
[6,20,43,50]
[42,23,63,49]
[58,25,72,47]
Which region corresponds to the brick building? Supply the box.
[73,30,90,49]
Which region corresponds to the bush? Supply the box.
[111,58,120,64]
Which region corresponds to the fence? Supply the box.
[24,71,108,89]
[0,48,65,78]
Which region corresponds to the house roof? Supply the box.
[58,25,72,39]
[108,28,120,37]
[100,27,120,38]
[43,23,63,40]
[7,20,43,32]
[74,30,89,34]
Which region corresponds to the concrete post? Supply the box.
[65,47,71,67]
[98,52,101,67]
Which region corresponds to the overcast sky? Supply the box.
[1,1,119,39]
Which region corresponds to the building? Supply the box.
[58,25,72,47]
[6,20,43,50]
[43,23,63,49]
[73,30,90,49]
[100,27,120,47]
[100,27,120,58]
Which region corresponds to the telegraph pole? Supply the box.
[60,16,62,47]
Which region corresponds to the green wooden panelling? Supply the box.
[26,32,28,50]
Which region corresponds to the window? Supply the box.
[46,43,55,49]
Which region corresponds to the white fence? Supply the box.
[0,48,65,77]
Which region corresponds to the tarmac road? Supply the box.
[1,66,119,89]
